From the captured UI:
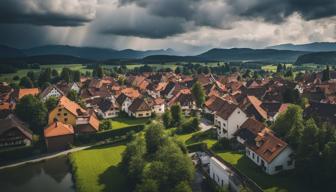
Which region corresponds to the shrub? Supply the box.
[99,120,112,130]
[212,138,232,151]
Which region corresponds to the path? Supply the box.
[0,145,91,170]
[199,118,213,132]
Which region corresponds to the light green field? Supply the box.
[215,150,310,192]
[110,117,151,129]
[70,143,129,192]
[0,64,92,83]
[261,64,293,72]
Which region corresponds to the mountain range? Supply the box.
[267,42,336,52]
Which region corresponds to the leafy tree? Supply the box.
[162,110,172,129]
[170,104,184,127]
[27,71,36,82]
[135,179,159,192]
[45,96,58,111]
[145,123,165,154]
[276,64,283,73]
[61,68,72,83]
[322,65,330,82]
[38,68,52,86]
[272,105,304,149]
[99,120,112,130]
[19,76,33,88]
[191,82,205,108]
[173,181,192,192]
[93,66,104,78]
[13,75,20,81]
[73,70,81,82]
[180,117,200,133]
[15,95,48,133]
[67,90,79,102]
[282,88,300,104]
[51,69,59,77]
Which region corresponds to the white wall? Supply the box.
[215,108,247,139]
[209,157,230,189]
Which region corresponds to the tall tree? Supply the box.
[145,123,165,154]
[170,104,183,126]
[191,82,205,108]
[322,65,330,82]
[19,76,33,88]
[61,67,72,83]
[45,96,58,111]
[162,110,172,129]
[15,95,48,133]
[73,70,81,82]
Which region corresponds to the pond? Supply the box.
[0,156,75,192]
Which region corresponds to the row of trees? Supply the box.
[122,123,195,192]
[272,105,336,190]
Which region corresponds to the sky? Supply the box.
[0,0,335,54]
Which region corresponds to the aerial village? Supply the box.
[0,64,336,192]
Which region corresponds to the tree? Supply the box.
[13,75,20,81]
[180,117,200,133]
[99,120,112,130]
[175,67,181,74]
[67,90,79,102]
[19,76,33,88]
[94,66,104,78]
[61,68,72,83]
[191,82,205,108]
[38,68,51,86]
[73,70,81,82]
[173,182,192,192]
[45,96,58,111]
[322,65,330,82]
[51,69,59,77]
[135,179,159,192]
[170,104,183,127]
[282,88,300,104]
[15,95,48,133]
[145,123,165,154]
[27,71,36,82]
[272,105,304,149]
[162,110,172,129]
[276,64,283,73]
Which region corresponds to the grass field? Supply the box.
[110,117,151,129]
[215,150,310,192]
[0,64,92,83]
[70,143,129,192]
[173,129,217,148]
[261,64,293,72]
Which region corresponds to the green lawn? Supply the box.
[261,64,293,72]
[215,150,310,192]
[69,143,129,192]
[110,117,151,129]
[0,64,92,83]
[173,129,217,148]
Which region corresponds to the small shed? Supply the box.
[44,122,74,152]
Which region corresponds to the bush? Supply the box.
[99,120,112,130]
[179,117,200,133]
[212,138,232,151]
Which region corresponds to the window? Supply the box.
[139,114,143,117]
[64,118,68,122]
[252,153,255,159]
[275,165,283,171]
[57,113,60,116]
[58,108,62,112]
[257,156,259,163]
[146,113,149,116]
[64,113,68,116]
[287,160,293,166]
[247,150,250,155]
[238,110,240,114]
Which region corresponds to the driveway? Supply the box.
[199,118,213,132]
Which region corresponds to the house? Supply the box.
[57,81,81,94]
[160,81,176,99]
[97,98,120,119]
[204,95,231,114]
[44,121,74,151]
[48,96,99,133]
[214,101,247,139]
[0,114,33,148]
[11,88,39,102]
[209,157,242,192]
[260,102,288,121]
[40,85,64,101]
[304,101,336,124]
[245,128,295,175]
[151,98,165,114]
[167,89,195,116]
[128,98,152,118]
[243,96,268,122]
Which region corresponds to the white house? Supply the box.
[40,85,64,102]
[246,129,295,175]
[116,93,135,114]
[97,98,120,119]
[151,98,165,114]
[209,157,242,192]
[214,102,247,139]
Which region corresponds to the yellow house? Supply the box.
[48,96,86,126]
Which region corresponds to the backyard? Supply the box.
[69,143,129,192]
[215,150,311,192]
[110,117,151,129]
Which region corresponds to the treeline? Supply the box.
[295,51,336,65]
[272,105,336,190]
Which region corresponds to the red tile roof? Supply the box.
[44,122,74,138]
[247,96,268,119]
[58,96,86,117]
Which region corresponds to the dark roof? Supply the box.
[98,99,118,112]
[215,102,238,120]
[260,102,283,117]
[205,95,228,112]
[128,98,151,113]
[116,93,128,106]
[160,81,175,96]
[304,102,336,124]
[0,114,33,140]
[235,118,266,145]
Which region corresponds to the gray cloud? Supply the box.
[0,0,97,26]
[229,0,336,23]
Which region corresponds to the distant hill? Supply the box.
[295,52,336,65]
[197,48,307,62]
[0,45,25,58]
[0,54,93,65]
[23,45,178,60]
[267,42,336,52]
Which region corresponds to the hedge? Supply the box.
[75,124,145,144]
[186,142,207,152]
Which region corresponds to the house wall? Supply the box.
[45,134,74,152]
[215,108,247,139]
[98,109,120,119]
[132,110,152,118]
[49,107,77,126]
[209,157,230,189]
[0,128,32,147]
[123,98,133,113]
[245,147,295,175]
[42,88,62,101]
[153,104,165,114]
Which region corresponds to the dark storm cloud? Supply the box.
[0,0,96,26]
[228,0,336,23]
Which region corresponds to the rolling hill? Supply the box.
[295,52,336,65]
[267,42,336,52]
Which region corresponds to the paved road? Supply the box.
[0,145,92,170]
[199,118,213,132]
